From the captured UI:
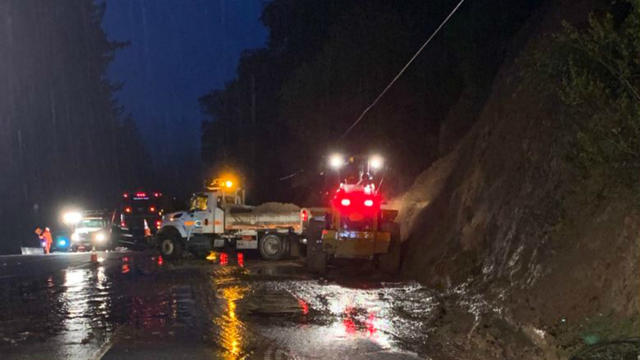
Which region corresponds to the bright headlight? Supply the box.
[62,211,82,225]
[71,232,80,242]
[95,232,106,242]
[369,155,384,170]
[329,153,345,169]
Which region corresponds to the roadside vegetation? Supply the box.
[531,0,640,190]
[526,1,640,354]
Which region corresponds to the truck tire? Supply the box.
[259,233,286,260]
[158,232,183,260]
[305,219,326,274]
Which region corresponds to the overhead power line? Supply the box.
[338,0,466,140]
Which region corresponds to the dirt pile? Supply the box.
[397,0,640,358]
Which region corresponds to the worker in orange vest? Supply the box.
[42,227,53,254]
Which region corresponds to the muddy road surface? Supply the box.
[0,251,439,359]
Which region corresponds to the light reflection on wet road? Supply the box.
[0,252,434,359]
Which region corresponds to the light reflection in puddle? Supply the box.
[60,268,93,349]
[213,267,250,360]
[250,280,435,356]
[216,285,250,359]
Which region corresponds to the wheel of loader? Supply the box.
[377,222,402,274]
[305,219,327,274]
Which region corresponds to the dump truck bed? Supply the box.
[224,202,303,232]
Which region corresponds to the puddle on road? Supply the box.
[0,253,205,358]
[203,257,438,359]
[242,279,439,358]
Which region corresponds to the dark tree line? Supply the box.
[200,0,543,205]
[0,0,150,253]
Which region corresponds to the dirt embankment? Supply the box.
[397,0,640,358]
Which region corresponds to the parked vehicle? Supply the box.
[117,191,165,249]
[69,210,118,251]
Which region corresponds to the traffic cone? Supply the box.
[90,247,98,263]
[237,252,244,267]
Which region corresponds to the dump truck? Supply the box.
[156,178,309,260]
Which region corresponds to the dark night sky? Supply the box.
[102,0,267,176]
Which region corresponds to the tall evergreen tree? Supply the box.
[0,0,150,253]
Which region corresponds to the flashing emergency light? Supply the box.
[57,237,69,247]
[134,192,148,199]
[369,155,384,170]
[329,153,345,169]
[62,211,82,226]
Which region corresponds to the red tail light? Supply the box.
[155,220,162,228]
[157,256,163,266]
[220,253,228,266]
[135,192,147,198]
[149,206,156,212]
[300,209,309,222]
[153,192,161,198]
[122,193,129,198]
[124,206,132,214]
[332,188,381,215]
[120,220,127,228]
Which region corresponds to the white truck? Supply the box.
[155,179,310,260]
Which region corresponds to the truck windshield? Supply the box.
[79,219,104,228]
[190,194,208,211]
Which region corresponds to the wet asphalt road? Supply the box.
[0,251,436,360]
